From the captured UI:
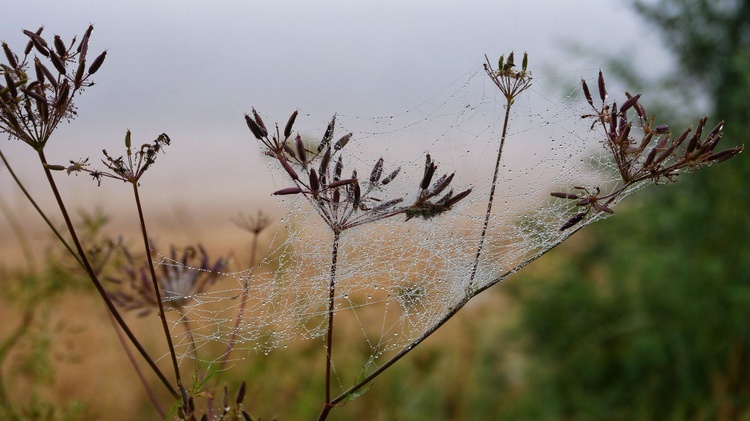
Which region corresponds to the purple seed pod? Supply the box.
[284,110,298,139]
[88,50,107,75]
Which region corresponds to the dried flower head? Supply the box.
[62,130,171,185]
[248,110,472,233]
[108,244,227,316]
[0,25,106,149]
[231,210,272,235]
[552,71,743,230]
[483,51,532,101]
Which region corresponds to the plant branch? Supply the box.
[318,231,341,421]
[0,149,80,267]
[131,183,183,390]
[37,149,177,398]
[467,99,513,292]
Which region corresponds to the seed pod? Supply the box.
[671,127,691,149]
[2,43,18,69]
[23,30,49,57]
[277,156,298,180]
[222,386,230,412]
[706,146,743,163]
[273,187,303,195]
[444,188,472,207]
[560,211,586,231]
[44,164,67,171]
[420,164,436,190]
[54,35,67,58]
[597,69,606,102]
[643,147,657,167]
[637,132,654,152]
[653,142,678,165]
[309,169,319,193]
[333,133,352,151]
[619,93,640,114]
[617,122,632,145]
[371,197,404,212]
[244,113,264,140]
[74,58,86,88]
[49,51,67,75]
[319,114,336,152]
[497,54,504,72]
[581,79,594,107]
[319,146,331,175]
[77,25,93,58]
[381,167,400,185]
[351,181,361,208]
[703,121,724,153]
[125,129,131,148]
[236,381,246,405]
[370,157,384,183]
[252,108,267,137]
[327,178,357,188]
[334,155,343,180]
[654,124,669,134]
[56,80,70,106]
[88,50,107,75]
[282,143,296,160]
[24,87,47,103]
[24,27,43,56]
[4,72,17,99]
[608,103,617,139]
[295,134,306,163]
[5,112,20,130]
[284,110,298,139]
[551,192,579,199]
[506,52,515,69]
[430,172,454,197]
[521,52,528,72]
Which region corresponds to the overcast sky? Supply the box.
[0,1,669,248]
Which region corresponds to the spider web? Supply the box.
[155,66,648,383]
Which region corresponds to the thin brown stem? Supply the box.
[467,99,513,292]
[131,183,183,390]
[105,311,166,419]
[219,230,260,371]
[36,149,177,398]
[0,149,80,267]
[317,231,340,421]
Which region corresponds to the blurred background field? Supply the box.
[2,0,750,419]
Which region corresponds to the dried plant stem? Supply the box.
[219,230,260,371]
[318,231,341,421]
[0,193,36,273]
[36,149,177,398]
[0,149,80,267]
[105,310,166,419]
[131,183,183,390]
[467,99,513,292]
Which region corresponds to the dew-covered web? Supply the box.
[156,66,649,380]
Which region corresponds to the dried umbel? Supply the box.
[62,130,171,185]
[107,244,227,316]
[0,25,106,149]
[552,71,743,230]
[247,110,471,233]
[483,51,532,101]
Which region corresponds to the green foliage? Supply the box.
[492,1,750,418]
